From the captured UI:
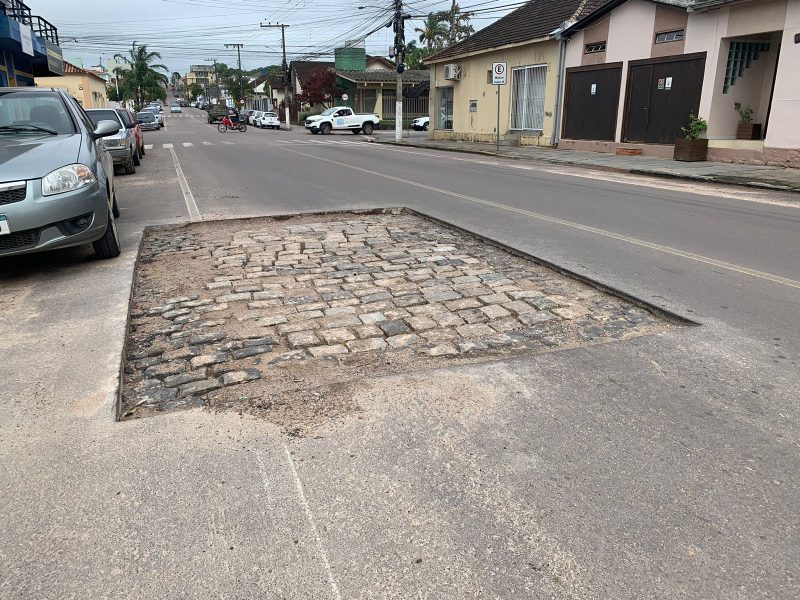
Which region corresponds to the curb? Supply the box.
[372,139,800,194]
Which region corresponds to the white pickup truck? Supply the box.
[304,106,380,135]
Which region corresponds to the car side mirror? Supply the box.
[93,119,121,138]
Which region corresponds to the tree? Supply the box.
[113,42,168,109]
[441,2,474,46]
[215,62,252,106]
[415,13,449,52]
[187,83,204,101]
[405,41,431,70]
[296,69,343,109]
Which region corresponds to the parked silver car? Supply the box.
[0,87,122,259]
[86,108,139,174]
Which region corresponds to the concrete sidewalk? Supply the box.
[373,133,800,193]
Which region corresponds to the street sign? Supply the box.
[342,93,349,101]
[239,99,245,105]
[492,62,507,85]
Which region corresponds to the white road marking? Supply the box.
[283,445,341,600]
[162,143,173,149]
[221,141,235,145]
[281,145,800,290]
[182,142,194,147]
[168,146,201,221]
[202,141,213,145]
[144,144,153,150]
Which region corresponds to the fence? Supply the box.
[381,90,429,118]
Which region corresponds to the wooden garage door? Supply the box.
[624,53,706,144]
[563,65,622,141]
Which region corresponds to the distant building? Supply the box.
[36,61,107,107]
[0,0,63,86]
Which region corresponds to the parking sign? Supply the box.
[492,62,507,85]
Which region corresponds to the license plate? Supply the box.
[0,215,10,236]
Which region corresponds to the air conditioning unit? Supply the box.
[443,64,461,81]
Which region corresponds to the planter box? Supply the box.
[736,123,762,140]
[674,138,708,162]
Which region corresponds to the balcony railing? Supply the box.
[2,0,60,45]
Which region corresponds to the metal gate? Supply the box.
[562,64,622,141]
[623,53,706,144]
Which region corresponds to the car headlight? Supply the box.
[41,164,97,196]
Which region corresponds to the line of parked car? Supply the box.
[0,88,168,260]
[243,109,281,129]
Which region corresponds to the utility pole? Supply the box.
[225,43,244,108]
[205,57,218,103]
[260,23,291,129]
[393,0,408,142]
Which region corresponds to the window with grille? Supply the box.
[585,42,606,54]
[655,30,684,44]
[438,87,453,129]
[360,89,376,113]
[510,65,546,131]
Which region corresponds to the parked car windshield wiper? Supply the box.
[0,124,59,135]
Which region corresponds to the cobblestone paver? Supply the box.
[122,211,674,419]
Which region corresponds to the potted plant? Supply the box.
[734,102,762,140]
[674,112,708,162]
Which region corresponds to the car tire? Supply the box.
[351,128,360,134]
[140,143,145,157]
[92,210,121,259]
[125,153,136,175]
[133,146,141,166]
[362,122,374,135]
[310,130,318,135]
[423,123,429,131]
[320,123,331,135]
[112,189,120,219]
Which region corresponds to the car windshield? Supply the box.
[86,110,120,127]
[265,113,276,117]
[320,108,337,116]
[137,112,155,122]
[0,91,75,135]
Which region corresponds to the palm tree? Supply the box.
[443,2,474,46]
[415,13,449,52]
[113,42,168,109]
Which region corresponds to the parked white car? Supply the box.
[248,110,262,126]
[412,116,429,131]
[305,106,379,135]
[257,111,280,129]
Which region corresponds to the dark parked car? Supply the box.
[0,87,122,259]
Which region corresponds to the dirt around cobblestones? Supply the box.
[121,209,679,433]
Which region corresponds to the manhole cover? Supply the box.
[122,209,681,428]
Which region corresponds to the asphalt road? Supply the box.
[0,107,797,599]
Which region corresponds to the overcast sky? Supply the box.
[28,0,518,74]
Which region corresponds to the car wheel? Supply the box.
[133,146,141,166]
[139,143,146,157]
[125,153,136,175]
[320,123,331,135]
[423,123,429,131]
[310,130,318,135]
[92,210,121,259]
[362,122,374,135]
[112,189,120,219]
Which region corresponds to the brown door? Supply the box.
[624,54,705,144]
[563,65,622,141]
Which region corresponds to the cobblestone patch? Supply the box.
[122,210,677,428]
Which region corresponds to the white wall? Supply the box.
[765,0,800,148]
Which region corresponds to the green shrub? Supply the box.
[298,111,313,123]
[681,112,708,140]
[377,118,414,130]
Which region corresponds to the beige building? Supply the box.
[561,0,800,167]
[36,61,107,108]
[426,0,608,146]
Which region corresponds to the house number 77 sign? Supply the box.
[492,62,507,85]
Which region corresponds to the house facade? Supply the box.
[0,0,63,86]
[36,61,107,108]
[561,0,800,167]
[426,0,608,146]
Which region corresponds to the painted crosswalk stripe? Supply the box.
[144,144,153,150]
[221,141,235,145]
[162,143,173,149]
[182,142,193,147]
[202,141,213,145]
